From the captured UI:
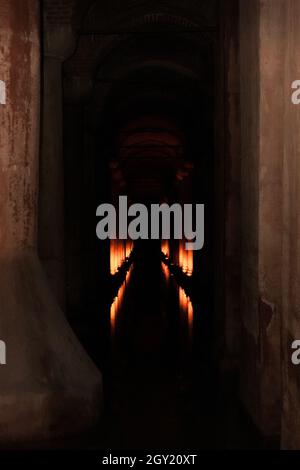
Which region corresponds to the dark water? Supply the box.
[12,243,262,451]
[78,243,261,451]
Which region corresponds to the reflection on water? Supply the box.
[179,241,193,276]
[179,286,194,339]
[110,265,133,334]
[161,240,193,276]
[161,261,170,282]
[98,245,262,450]
[109,259,194,346]
[102,251,208,450]
[110,240,133,275]
[161,240,170,258]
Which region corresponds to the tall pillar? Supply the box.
[239,0,284,437]
[281,0,300,450]
[38,17,75,309]
[0,0,102,442]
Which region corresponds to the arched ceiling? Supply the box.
[46,0,217,202]
[111,115,190,202]
[73,0,218,31]
[63,0,218,96]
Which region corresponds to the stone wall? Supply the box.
[239,0,284,438]
[281,0,300,450]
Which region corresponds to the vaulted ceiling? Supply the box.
[44,0,217,202]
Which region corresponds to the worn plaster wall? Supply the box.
[281,0,300,450]
[239,0,284,437]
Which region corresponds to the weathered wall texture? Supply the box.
[239,0,261,430]
[0,0,102,442]
[258,0,284,437]
[281,0,300,450]
[240,0,284,437]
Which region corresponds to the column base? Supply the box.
[0,249,103,443]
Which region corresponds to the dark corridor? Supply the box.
[61,1,260,450]
[64,238,260,450]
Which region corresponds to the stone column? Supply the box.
[281,0,300,450]
[38,21,75,309]
[239,0,284,438]
[0,0,102,442]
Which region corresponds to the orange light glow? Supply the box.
[178,286,194,337]
[187,300,193,333]
[179,241,193,276]
[110,265,133,333]
[161,262,170,281]
[161,240,170,258]
[110,301,117,331]
[110,240,133,275]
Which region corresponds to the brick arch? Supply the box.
[83,0,217,31]
[84,1,211,30]
[63,0,216,90]
[64,15,214,86]
[129,12,200,30]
